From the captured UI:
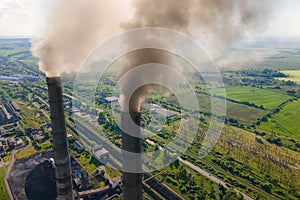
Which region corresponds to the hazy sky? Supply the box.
[0,0,299,38]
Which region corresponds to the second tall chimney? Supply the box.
[121,112,142,200]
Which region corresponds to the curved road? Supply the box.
[4,137,31,200]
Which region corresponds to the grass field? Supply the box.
[258,99,300,140]
[3,153,11,163]
[220,125,300,165]
[277,70,300,84]
[15,146,38,160]
[199,93,269,125]
[0,166,9,200]
[210,86,291,110]
[168,93,267,125]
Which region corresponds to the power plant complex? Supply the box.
[46,76,143,200]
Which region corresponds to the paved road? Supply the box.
[4,149,17,200]
[178,157,253,200]
[145,129,254,200]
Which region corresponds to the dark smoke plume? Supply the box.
[31,0,126,77]
[31,0,273,110]
[119,0,273,112]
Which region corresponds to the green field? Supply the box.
[277,70,300,84]
[15,146,38,160]
[258,99,300,140]
[200,94,269,125]
[210,86,291,110]
[167,93,267,125]
[0,166,9,200]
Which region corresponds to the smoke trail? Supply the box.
[122,0,272,49]
[118,49,182,112]
[191,0,273,51]
[31,0,128,77]
[119,0,273,112]
[31,0,273,110]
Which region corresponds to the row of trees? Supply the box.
[213,136,300,199]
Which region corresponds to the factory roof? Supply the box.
[104,96,119,103]
[10,102,20,111]
[94,148,109,159]
[141,103,178,118]
[74,140,85,151]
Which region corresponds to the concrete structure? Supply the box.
[0,127,6,135]
[10,102,20,112]
[0,141,4,152]
[121,112,142,200]
[0,107,6,125]
[7,137,16,148]
[102,96,119,106]
[104,96,119,104]
[141,103,178,119]
[0,103,20,125]
[1,105,11,120]
[73,141,84,152]
[46,77,73,200]
[94,147,109,161]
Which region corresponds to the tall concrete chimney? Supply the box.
[46,77,74,200]
[121,112,142,200]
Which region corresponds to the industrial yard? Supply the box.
[1,1,300,198]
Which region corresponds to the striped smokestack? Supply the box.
[46,77,73,200]
[121,112,142,200]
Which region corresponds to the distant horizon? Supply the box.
[0,35,30,39]
[1,35,300,43]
